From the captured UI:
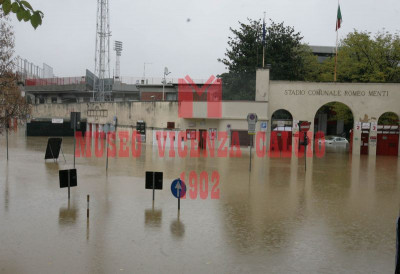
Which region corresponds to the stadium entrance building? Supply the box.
[256,69,400,156]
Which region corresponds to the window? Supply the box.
[166,93,177,101]
[186,129,196,140]
[51,97,57,103]
[167,122,175,129]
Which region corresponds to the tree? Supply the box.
[0,0,43,28]
[378,112,399,125]
[0,11,31,135]
[319,30,400,82]
[218,18,319,100]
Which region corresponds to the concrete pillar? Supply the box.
[352,121,361,156]
[291,120,299,156]
[398,132,400,157]
[265,125,271,154]
[308,120,314,154]
[368,122,377,157]
[91,123,96,138]
[255,69,269,102]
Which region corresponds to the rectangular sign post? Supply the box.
[247,113,258,172]
[59,169,77,200]
[145,171,163,202]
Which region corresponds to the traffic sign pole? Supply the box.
[5,111,8,161]
[152,172,155,201]
[6,124,8,161]
[68,169,71,200]
[247,113,258,173]
[249,137,252,172]
[106,134,109,172]
[304,132,307,172]
[73,123,76,169]
[298,121,310,173]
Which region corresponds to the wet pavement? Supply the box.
[0,129,399,273]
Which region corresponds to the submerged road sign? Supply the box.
[145,172,163,190]
[171,178,186,199]
[171,178,186,211]
[59,169,77,200]
[146,171,163,202]
[247,113,258,135]
[59,169,77,188]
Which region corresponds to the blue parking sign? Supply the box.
[261,122,267,132]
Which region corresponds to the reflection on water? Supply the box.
[59,201,78,226]
[170,215,185,239]
[145,204,162,228]
[0,132,398,273]
[325,143,350,153]
[4,162,9,211]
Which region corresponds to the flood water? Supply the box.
[0,129,399,273]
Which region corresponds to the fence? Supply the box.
[25,77,86,86]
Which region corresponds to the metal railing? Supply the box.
[117,76,208,85]
[25,76,210,87]
[25,77,86,86]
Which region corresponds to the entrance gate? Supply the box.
[377,125,399,156]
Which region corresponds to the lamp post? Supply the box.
[162,67,171,101]
[113,41,123,80]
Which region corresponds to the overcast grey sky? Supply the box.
[11,0,400,79]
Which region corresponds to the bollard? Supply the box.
[87,195,90,218]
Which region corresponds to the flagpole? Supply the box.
[334,29,338,82]
[262,11,266,68]
[334,0,340,82]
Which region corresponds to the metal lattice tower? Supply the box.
[94,0,111,102]
[114,41,123,80]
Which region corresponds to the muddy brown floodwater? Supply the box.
[0,129,399,273]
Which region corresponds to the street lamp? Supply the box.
[162,67,171,101]
[113,41,123,79]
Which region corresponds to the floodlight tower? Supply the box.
[94,0,111,101]
[114,41,123,80]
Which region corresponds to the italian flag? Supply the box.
[336,5,342,31]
